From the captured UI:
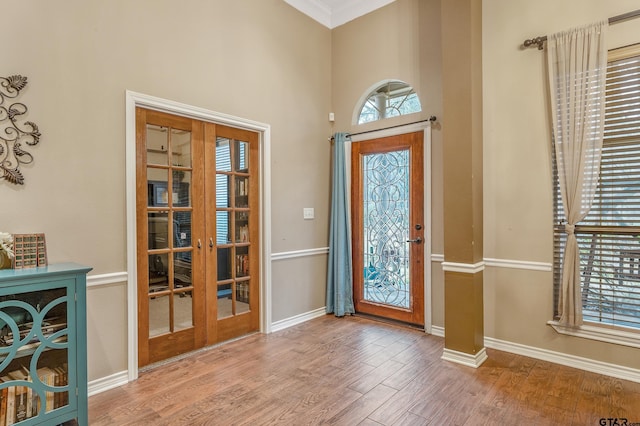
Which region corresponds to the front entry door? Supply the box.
[136,108,260,367]
[351,131,424,326]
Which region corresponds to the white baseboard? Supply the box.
[430,325,444,337]
[270,307,327,332]
[442,347,488,368]
[484,336,640,384]
[88,370,129,397]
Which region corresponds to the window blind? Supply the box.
[554,46,640,329]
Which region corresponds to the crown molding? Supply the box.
[284,0,396,29]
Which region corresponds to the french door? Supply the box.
[136,108,259,366]
[351,131,425,326]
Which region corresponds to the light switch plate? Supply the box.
[303,207,315,220]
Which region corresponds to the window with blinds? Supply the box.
[553,44,640,330]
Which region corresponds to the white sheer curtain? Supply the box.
[547,21,607,326]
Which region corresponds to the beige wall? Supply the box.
[2,0,639,387]
[331,0,445,328]
[483,0,640,368]
[0,0,332,380]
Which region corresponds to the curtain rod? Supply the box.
[522,8,640,50]
[328,116,436,141]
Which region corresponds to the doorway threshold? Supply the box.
[354,312,425,332]
[140,331,259,373]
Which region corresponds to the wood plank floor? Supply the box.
[88,315,640,425]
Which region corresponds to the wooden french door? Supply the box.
[136,108,260,367]
[351,131,425,326]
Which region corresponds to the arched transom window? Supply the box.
[357,80,422,124]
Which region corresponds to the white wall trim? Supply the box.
[441,261,485,274]
[87,272,128,288]
[284,0,395,29]
[548,320,640,349]
[484,335,640,384]
[442,347,488,368]
[283,0,331,28]
[125,90,272,381]
[430,325,444,338]
[271,307,327,332]
[484,258,552,272]
[88,370,129,397]
[271,247,329,261]
[430,254,552,272]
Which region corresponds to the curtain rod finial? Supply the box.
[524,36,546,50]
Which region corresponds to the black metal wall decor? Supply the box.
[0,75,41,185]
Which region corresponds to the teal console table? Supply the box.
[0,263,91,425]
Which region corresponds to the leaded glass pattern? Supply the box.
[362,149,411,308]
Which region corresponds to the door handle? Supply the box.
[197,239,202,249]
[406,237,422,244]
[209,237,214,248]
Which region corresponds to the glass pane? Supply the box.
[235,211,249,243]
[147,169,168,207]
[362,150,411,309]
[149,253,169,293]
[217,248,232,281]
[236,280,250,314]
[235,140,249,172]
[236,246,249,278]
[217,284,232,319]
[149,293,170,337]
[172,171,191,207]
[235,176,249,208]
[216,137,231,172]
[171,128,191,168]
[216,174,231,208]
[148,212,169,249]
[358,81,422,125]
[174,290,193,331]
[146,124,168,166]
[173,211,192,248]
[216,211,231,244]
[36,348,69,413]
[174,252,192,289]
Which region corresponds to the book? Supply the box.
[7,371,28,423]
[36,368,56,413]
[0,385,7,426]
[5,383,15,425]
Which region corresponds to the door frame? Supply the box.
[125,91,272,381]
[350,122,432,332]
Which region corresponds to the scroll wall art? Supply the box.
[0,75,41,185]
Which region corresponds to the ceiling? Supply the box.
[284,0,396,29]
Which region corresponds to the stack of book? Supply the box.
[0,364,68,425]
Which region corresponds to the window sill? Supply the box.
[548,320,640,349]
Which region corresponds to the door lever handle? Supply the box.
[406,237,422,244]
[197,239,202,249]
[209,237,214,248]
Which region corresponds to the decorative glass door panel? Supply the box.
[362,150,411,309]
[352,132,425,326]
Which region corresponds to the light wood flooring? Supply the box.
[89,315,640,425]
